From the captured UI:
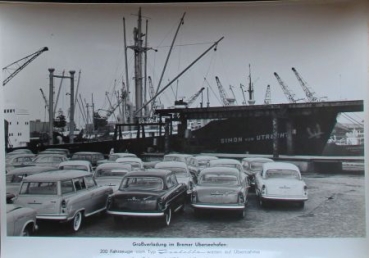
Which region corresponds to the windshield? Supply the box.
[198,173,240,186]
[265,169,300,179]
[119,177,163,191]
[96,169,128,177]
[59,165,88,171]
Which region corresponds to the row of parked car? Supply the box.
[4,149,308,236]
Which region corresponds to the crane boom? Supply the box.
[187,87,205,107]
[3,47,49,86]
[240,84,247,105]
[264,85,271,104]
[215,76,234,106]
[273,72,298,103]
[39,88,49,110]
[291,67,319,102]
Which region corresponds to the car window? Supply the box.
[73,177,86,191]
[199,173,239,186]
[84,176,96,188]
[61,180,74,194]
[120,177,163,191]
[265,169,300,179]
[20,182,58,195]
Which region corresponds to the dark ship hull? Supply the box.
[184,113,338,155]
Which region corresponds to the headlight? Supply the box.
[261,185,266,194]
[191,191,197,203]
[238,192,244,204]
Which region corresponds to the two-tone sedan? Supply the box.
[255,162,308,208]
[6,204,38,236]
[191,167,249,218]
[12,170,113,232]
[107,169,187,226]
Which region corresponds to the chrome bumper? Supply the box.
[36,214,69,220]
[191,204,244,210]
[107,210,165,217]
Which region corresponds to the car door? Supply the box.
[166,174,185,210]
[70,177,91,214]
[84,175,110,211]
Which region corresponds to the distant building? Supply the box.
[3,106,30,148]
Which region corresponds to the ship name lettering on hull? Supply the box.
[220,133,287,144]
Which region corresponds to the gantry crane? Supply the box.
[273,72,300,103]
[3,47,49,86]
[186,87,205,107]
[264,85,271,104]
[215,76,235,106]
[291,67,319,102]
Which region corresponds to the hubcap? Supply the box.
[73,212,82,231]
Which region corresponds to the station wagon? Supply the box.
[12,170,113,232]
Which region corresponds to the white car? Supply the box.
[6,204,38,236]
[187,155,219,178]
[94,163,132,191]
[154,161,194,195]
[163,153,192,164]
[208,158,243,173]
[254,162,308,208]
[115,157,143,170]
[58,160,94,173]
[241,157,274,188]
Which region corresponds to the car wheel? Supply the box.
[193,208,201,218]
[163,208,172,226]
[298,201,305,209]
[259,197,267,208]
[21,226,31,236]
[238,208,246,219]
[72,211,83,232]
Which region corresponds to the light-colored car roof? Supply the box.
[34,154,68,159]
[263,162,299,171]
[199,167,240,175]
[242,157,274,162]
[209,158,241,165]
[96,163,132,170]
[58,160,92,166]
[110,152,136,157]
[7,166,58,175]
[6,153,36,159]
[123,169,172,178]
[164,153,192,157]
[155,161,188,169]
[22,170,92,182]
[116,157,142,163]
[193,155,219,161]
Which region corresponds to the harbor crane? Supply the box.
[3,47,49,86]
[291,67,319,102]
[39,88,49,110]
[274,72,300,103]
[229,85,238,105]
[240,84,247,105]
[186,87,205,107]
[264,85,271,104]
[215,76,235,106]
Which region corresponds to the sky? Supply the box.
[0,0,367,127]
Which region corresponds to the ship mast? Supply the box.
[247,64,255,105]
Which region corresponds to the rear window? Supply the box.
[120,177,163,191]
[199,173,239,186]
[265,169,300,179]
[20,182,58,195]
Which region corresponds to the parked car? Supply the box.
[6,204,38,236]
[5,153,36,173]
[254,162,308,208]
[241,157,274,188]
[109,152,137,161]
[58,160,93,173]
[187,155,219,178]
[107,169,187,226]
[191,167,249,218]
[12,170,113,232]
[6,149,33,156]
[208,158,243,173]
[6,166,58,196]
[94,163,132,191]
[71,151,105,167]
[154,161,193,195]
[30,154,68,168]
[43,148,71,158]
[163,153,193,164]
[115,157,144,170]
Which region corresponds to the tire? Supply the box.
[72,211,83,232]
[193,208,201,218]
[21,225,32,236]
[298,201,305,209]
[259,197,267,208]
[238,208,246,219]
[163,208,172,226]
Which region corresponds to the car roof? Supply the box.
[96,163,132,170]
[164,153,192,158]
[58,160,91,166]
[6,153,36,158]
[263,162,299,171]
[116,157,142,162]
[199,167,240,175]
[209,158,241,165]
[72,151,103,155]
[22,169,92,182]
[193,155,219,160]
[154,161,187,168]
[35,154,67,158]
[242,157,274,162]
[7,166,58,175]
[123,169,172,178]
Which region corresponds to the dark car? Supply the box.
[107,169,187,226]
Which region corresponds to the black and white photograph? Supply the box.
[0,1,368,258]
